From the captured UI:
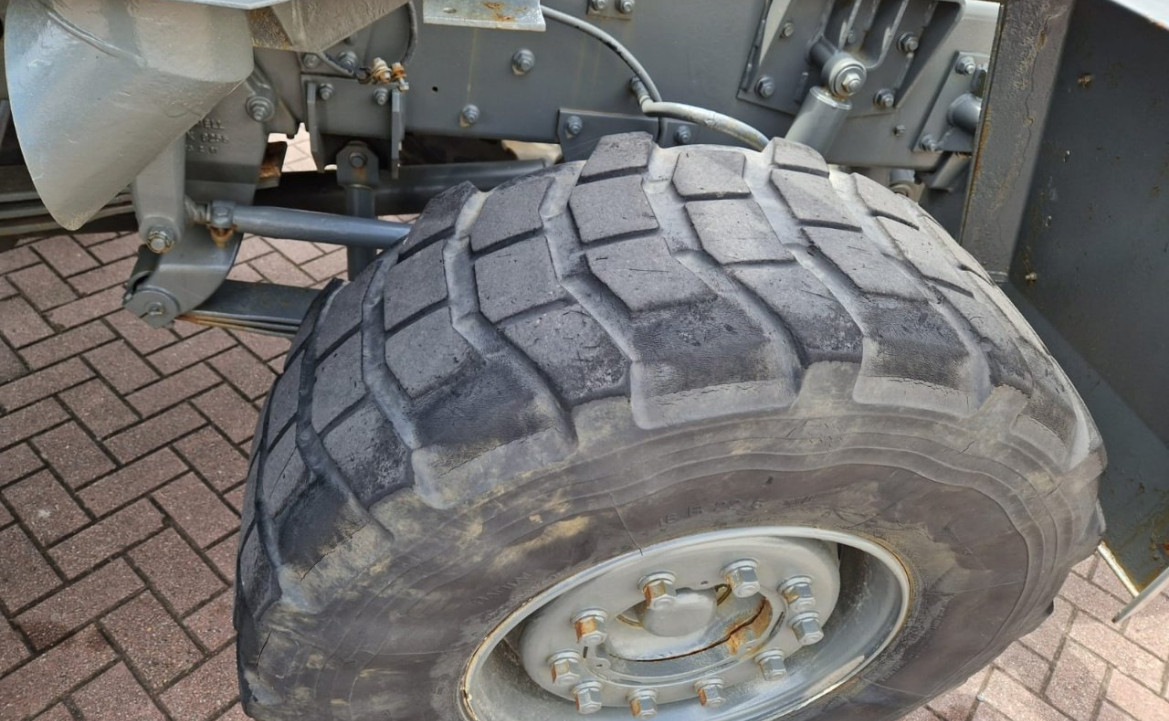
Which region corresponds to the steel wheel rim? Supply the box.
[461,526,912,721]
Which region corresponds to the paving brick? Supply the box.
[184,590,235,651]
[2,471,89,545]
[172,320,205,338]
[174,428,249,491]
[50,500,164,578]
[18,321,114,370]
[103,404,205,463]
[1022,596,1074,661]
[0,297,54,347]
[226,263,263,282]
[1060,572,1125,624]
[1107,671,1169,721]
[129,529,224,615]
[0,503,10,528]
[927,667,986,720]
[1098,701,1139,721]
[234,235,272,263]
[8,264,77,310]
[0,615,29,675]
[146,329,234,375]
[14,560,143,650]
[0,625,115,721]
[902,709,942,721]
[209,347,276,400]
[105,312,177,354]
[301,248,347,281]
[153,474,237,548]
[222,484,246,513]
[1124,591,1169,659]
[0,245,37,275]
[980,670,1070,721]
[230,329,289,361]
[87,234,141,264]
[31,423,114,489]
[59,379,138,438]
[193,385,257,444]
[250,251,313,286]
[0,338,24,384]
[66,257,136,296]
[100,592,201,690]
[214,703,251,721]
[72,663,165,721]
[0,358,91,412]
[160,645,237,721]
[0,398,68,450]
[77,450,187,518]
[45,286,123,330]
[205,537,239,581]
[32,236,99,277]
[1045,640,1106,721]
[72,232,124,248]
[0,277,13,300]
[971,705,1012,721]
[0,443,43,485]
[83,341,158,394]
[32,705,73,721]
[266,236,323,264]
[1068,614,1164,691]
[125,364,219,417]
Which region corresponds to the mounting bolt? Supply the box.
[145,227,175,254]
[755,76,776,99]
[898,33,919,54]
[617,0,634,13]
[573,609,608,646]
[674,125,693,145]
[374,87,390,105]
[246,95,275,123]
[874,89,895,109]
[790,613,825,646]
[919,135,939,152]
[955,56,977,75]
[629,690,658,719]
[512,48,536,75]
[336,50,359,72]
[301,53,322,69]
[573,682,604,715]
[550,651,585,687]
[565,114,584,138]
[145,302,165,318]
[755,650,787,681]
[589,0,607,11]
[724,560,762,598]
[893,124,906,137]
[640,573,677,610]
[779,22,795,38]
[695,679,727,708]
[834,66,866,96]
[317,83,335,101]
[461,104,481,126]
[348,152,367,169]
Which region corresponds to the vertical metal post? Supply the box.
[336,143,381,278]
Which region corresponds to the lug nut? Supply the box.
[790,613,825,646]
[629,690,658,719]
[779,577,817,613]
[723,560,762,598]
[640,573,677,610]
[695,679,727,708]
[573,609,608,646]
[755,650,787,681]
[550,651,585,687]
[573,681,604,715]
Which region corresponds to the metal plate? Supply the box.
[422,0,546,31]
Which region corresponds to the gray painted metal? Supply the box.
[208,202,412,249]
[132,139,190,249]
[180,280,320,338]
[1114,565,1169,624]
[422,0,545,31]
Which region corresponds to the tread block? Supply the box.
[275,478,367,578]
[586,235,715,312]
[769,138,830,176]
[500,303,628,403]
[859,297,970,389]
[1018,343,1078,445]
[470,175,553,252]
[385,307,476,398]
[879,218,968,290]
[940,287,1032,393]
[474,236,567,322]
[384,242,448,330]
[805,227,928,301]
[400,182,477,256]
[854,175,920,228]
[260,426,306,517]
[317,270,373,354]
[570,175,659,243]
[312,334,365,432]
[579,132,654,181]
[771,170,860,229]
[238,526,279,618]
[266,359,301,437]
[731,264,863,363]
[671,150,750,199]
[322,400,411,506]
[687,198,792,264]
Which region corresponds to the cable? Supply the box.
[541,6,662,102]
[400,1,418,66]
[630,79,769,150]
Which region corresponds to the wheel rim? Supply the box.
[461,527,912,721]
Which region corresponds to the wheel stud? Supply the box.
[723,560,762,598]
[755,650,787,681]
[695,679,727,708]
[640,573,677,610]
[790,614,825,646]
[573,609,608,646]
[550,651,585,687]
[573,682,604,715]
[629,690,658,719]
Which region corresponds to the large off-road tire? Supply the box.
[234,134,1103,721]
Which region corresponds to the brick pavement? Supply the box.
[2,139,1169,721]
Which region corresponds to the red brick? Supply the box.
[1107,671,1169,721]
[1091,561,1131,601]
[0,398,68,450]
[0,626,115,721]
[1098,701,1138,721]
[1068,614,1163,690]
[1124,591,1169,658]
[83,341,158,394]
[1070,553,1097,578]
[1060,572,1124,624]
[1021,596,1073,660]
[126,364,219,417]
[1045,640,1106,721]
[174,428,249,491]
[0,615,29,674]
[302,248,348,281]
[77,450,187,517]
[129,529,224,614]
[160,645,238,721]
[105,312,177,354]
[146,328,234,375]
[0,443,43,485]
[971,706,1012,721]
[980,670,1068,721]
[266,236,322,264]
[184,590,235,651]
[14,560,143,650]
[50,500,163,578]
[72,231,124,248]
[0,297,54,347]
[234,236,272,263]
[45,286,123,330]
[59,379,138,438]
[7,264,77,310]
[223,483,246,513]
[104,404,204,463]
[0,245,37,275]
[32,705,73,721]
[153,474,237,548]
[226,264,263,282]
[32,235,99,277]
[230,329,290,361]
[88,234,142,264]
[100,592,201,690]
[0,358,91,412]
[66,257,136,296]
[72,663,165,721]
[250,251,313,286]
[2,471,89,545]
[209,347,276,400]
[0,276,13,300]
[172,320,205,338]
[0,338,24,384]
[214,703,251,721]
[18,321,113,370]
[205,537,238,581]
[31,422,114,488]
[193,385,258,444]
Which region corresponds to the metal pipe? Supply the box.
[202,201,411,249]
[786,87,851,152]
[630,79,769,151]
[948,93,983,135]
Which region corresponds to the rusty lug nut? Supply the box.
[640,573,677,610]
[573,609,608,646]
[695,679,727,708]
[790,613,825,646]
[723,560,762,598]
[755,650,787,681]
[629,690,658,719]
[779,577,817,613]
[573,682,604,715]
[550,651,585,687]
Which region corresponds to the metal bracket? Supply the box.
[422,0,546,31]
[914,51,988,155]
[556,109,658,162]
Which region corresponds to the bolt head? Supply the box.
[695,680,726,707]
[920,135,939,152]
[724,560,762,598]
[898,33,919,54]
[348,153,367,169]
[838,69,865,95]
[550,652,585,687]
[617,0,634,13]
[589,0,607,10]
[573,610,608,646]
[956,56,977,75]
[573,682,604,715]
[374,88,390,106]
[755,650,787,681]
[875,89,895,109]
[145,302,165,317]
[674,126,693,145]
[779,577,817,613]
[301,53,321,69]
[461,104,481,126]
[790,614,825,646]
[317,83,334,101]
[629,691,657,719]
[145,228,174,254]
[565,115,584,138]
[755,76,776,99]
[779,22,795,38]
[640,573,676,610]
[512,49,536,75]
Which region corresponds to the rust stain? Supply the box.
[482,1,515,22]
[1077,73,1093,89]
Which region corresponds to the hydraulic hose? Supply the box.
[630,79,770,151]
[541,7,662,102]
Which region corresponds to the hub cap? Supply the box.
[462,528,910,721]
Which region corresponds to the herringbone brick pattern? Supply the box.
[1,139,1168,721]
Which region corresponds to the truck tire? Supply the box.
[235,133,1103,721]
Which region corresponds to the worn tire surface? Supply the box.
[235,133,1104,721]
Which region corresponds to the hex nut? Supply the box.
[550,652,585,687]
[755,76,776,99]
[301,53,322,69]
[695,679,727,707]
[779,577,817,613]
[573,610,608,646]
[246,95,275,123]
[461,104,481,126]
[512,48,536,75]
[755,650,787,681]
[724,560,762,598]
[874,89,895,109]
[573,682,604,715]
[790,613,825,646]
[779,22,795,38]
[640,573,677,610]
[145,227,175,254]
[589,0,607,10]
[317,83,335,101]
[898,33,919,53]
[674,126,693,145]
[629,690,658,719]
[617,0,635,13]
[374,87,391,106]
[956,56,977,75]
